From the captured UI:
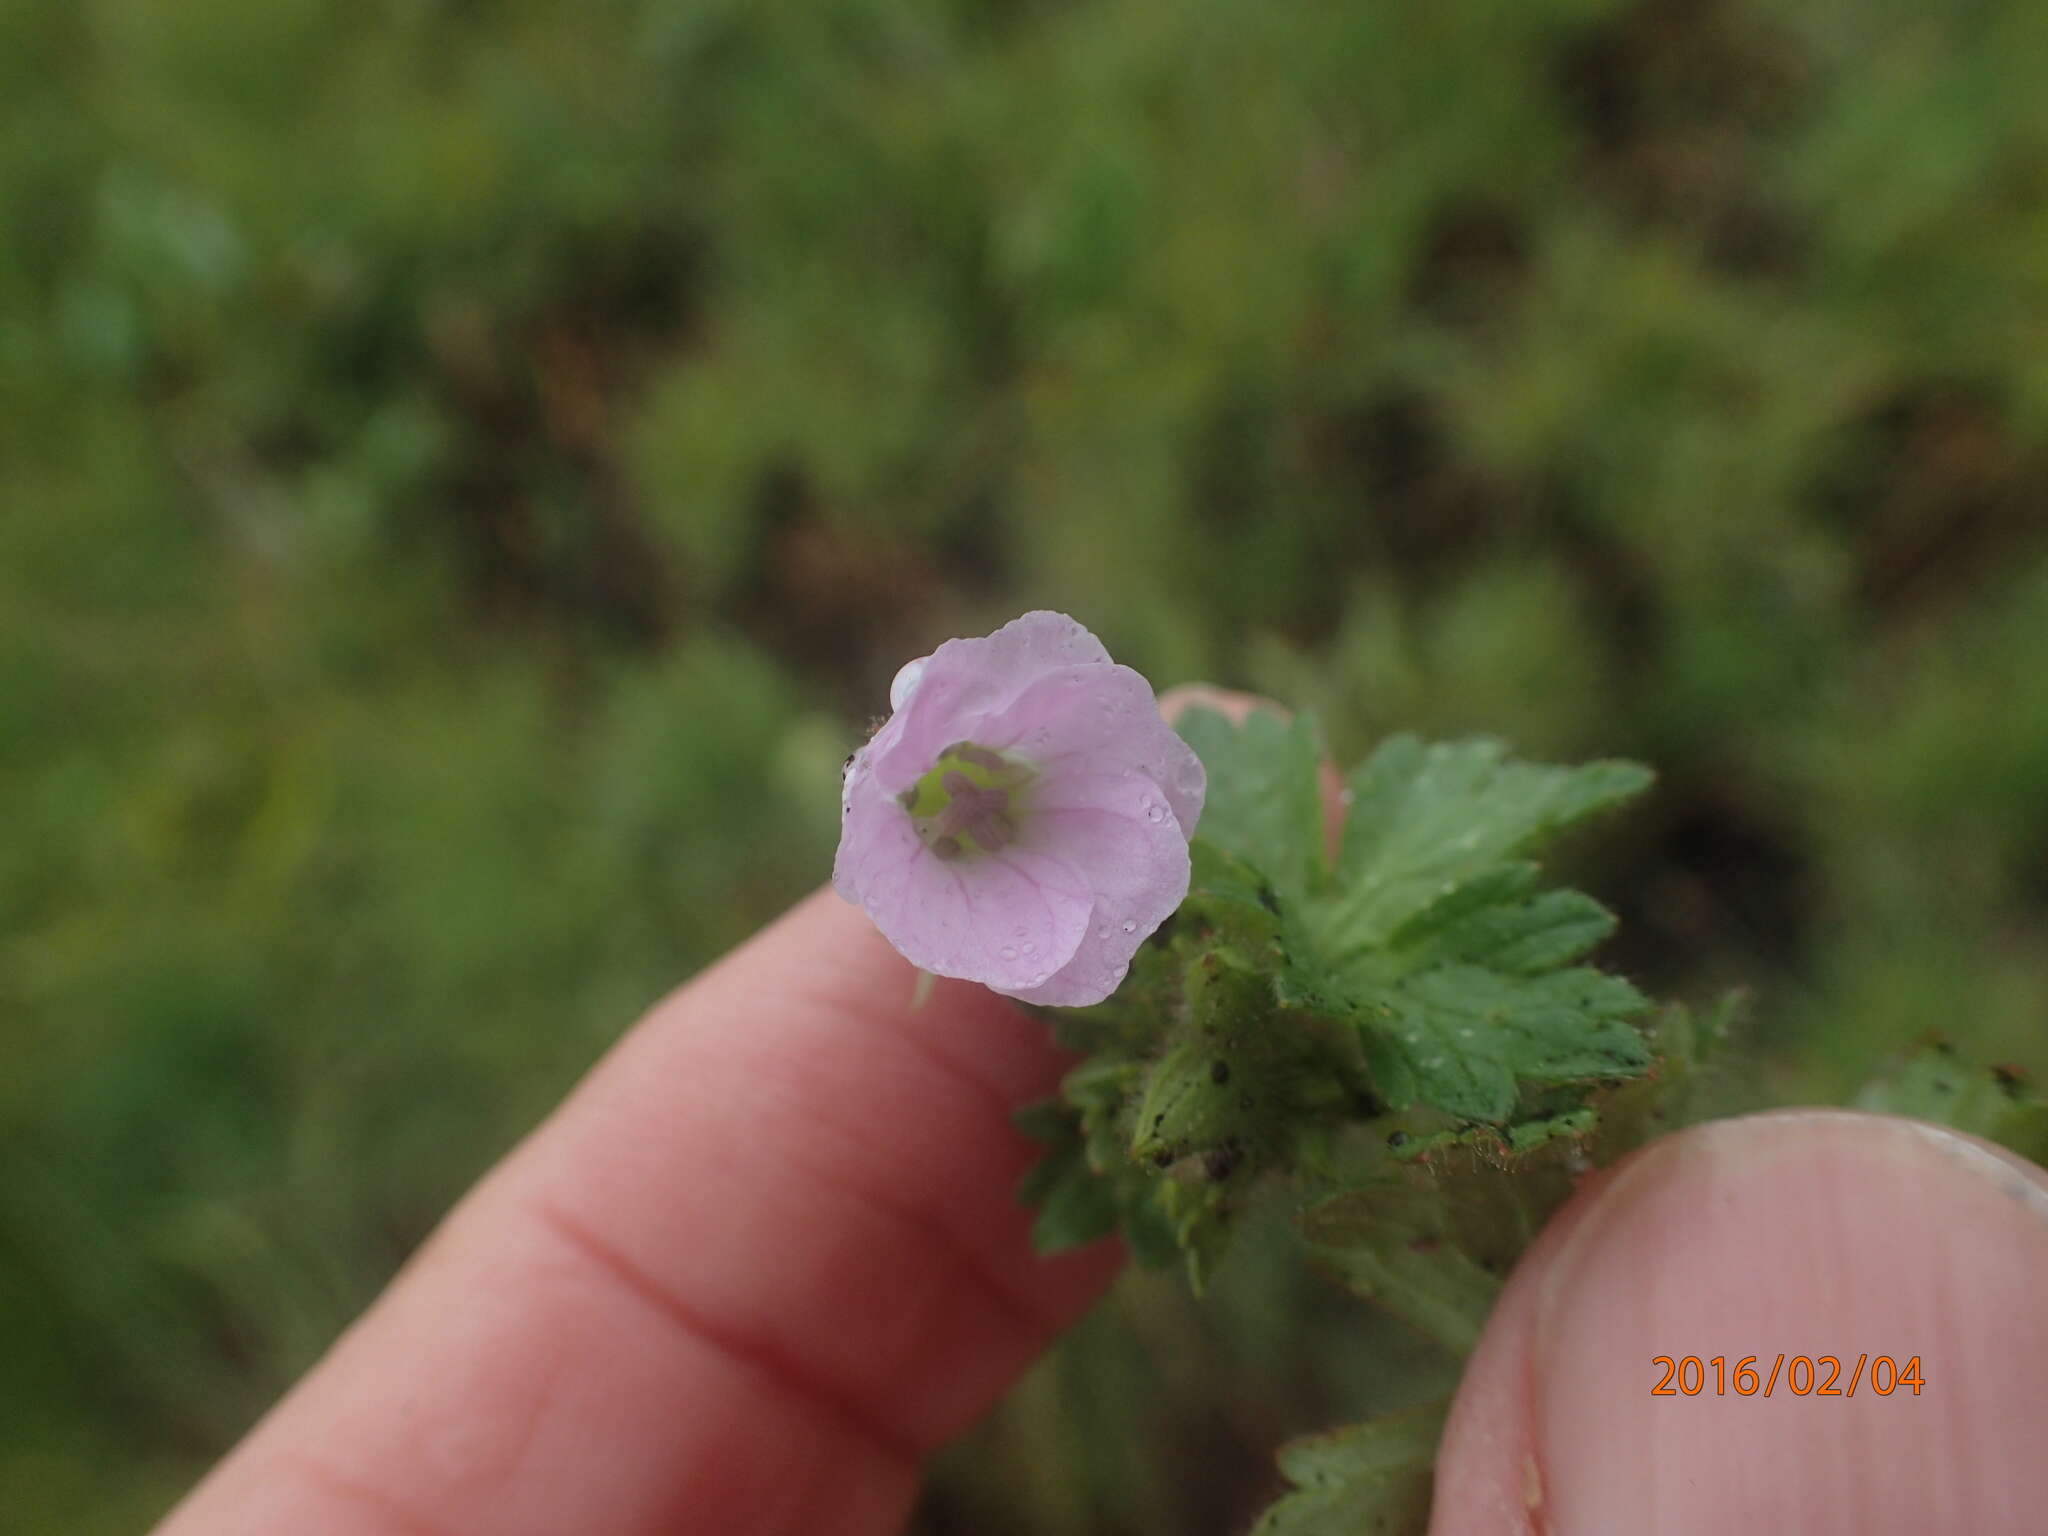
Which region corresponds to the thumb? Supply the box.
[1429,1110,2048,1536]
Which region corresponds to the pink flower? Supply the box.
[834,611,1205,1005]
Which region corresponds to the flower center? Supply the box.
[899,742,1032,860]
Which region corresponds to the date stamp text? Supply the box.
[1651,1354,1925,1398]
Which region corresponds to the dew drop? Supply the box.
[1143,800,1167,823]
[1021,941,1035,955]
[1120,919,1137,934]
[999,945,1018,961]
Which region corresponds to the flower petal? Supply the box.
[978,663,1206,835]
[835,764,1093,993]
[1005,771,1193,1006]
[865,611,1112,793]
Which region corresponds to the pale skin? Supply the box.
[158,691,2048,1536]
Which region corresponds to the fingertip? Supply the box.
[1158,683,1270,727]
[1432,1111,2048,1536]
[156,890,1124,1536]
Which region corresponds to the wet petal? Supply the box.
[1006,771,1193,1006]
[836,764,1092,992]
[836,611,1200,1003]
[866,612,1112,792]
[979,664,1205,835]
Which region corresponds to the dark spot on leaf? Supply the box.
[1387,1131,1412,1149]
[1210,1059,1231,1086]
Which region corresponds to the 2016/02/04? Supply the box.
[1651,1354,1925,1398]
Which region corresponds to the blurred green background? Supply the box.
[5,0,2047,1530]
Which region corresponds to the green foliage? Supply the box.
[1173,709,1331,898]
[1324,739,1653,952]
[1358,965,1651,1123]
[1853,1041,2048,1166]
[1019,711,1657,1294]
[1015,712,1723,1531]
[1250,1402,1448,1536]
[7,0,2048,1530]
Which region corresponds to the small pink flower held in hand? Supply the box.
[834,611,1205,1006]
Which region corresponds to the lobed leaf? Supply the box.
[1173,707,1328,899]
[1853,1039,2048,1165]
[1356,965,1653,1123]
[1250,1402,1449,1536]
[1321,736,1651,957]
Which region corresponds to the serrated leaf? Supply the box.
[1853,1041,2048,1165]
[1358,966,1652,1122]
[1174,707,1328,898]
[1302,1118,1590,1352]
[1390,873,1617,978]
[1391,1106,1599,1163]
[1322,736,1651,954]
[1251,1402,1448,1536]
[1301,1184,1502,1354]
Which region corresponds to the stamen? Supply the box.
[902,741,1033,859]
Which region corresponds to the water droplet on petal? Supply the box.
[1021,941,1035,955]
[1013,925,1028,938]
[999,945,1018,961]
[1120,919,1137,934]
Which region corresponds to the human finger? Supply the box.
[154,890,1120,1536]
[1429,1110,2048,1535]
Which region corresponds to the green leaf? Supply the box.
[1322,736,1651,955]
[1357,965,1652,1123]
[1250,1402,1448,1536]
[1300,1185,1502,1356]
[1014,1101,1121,1253]
[1182,838,1287,962]
[1853,1040,2048,1165]
[1300,1111,1592,1353]
[1174,707,1328,898]
[1386,865,1617,977]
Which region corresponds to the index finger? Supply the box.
[154,891,1119,1536]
